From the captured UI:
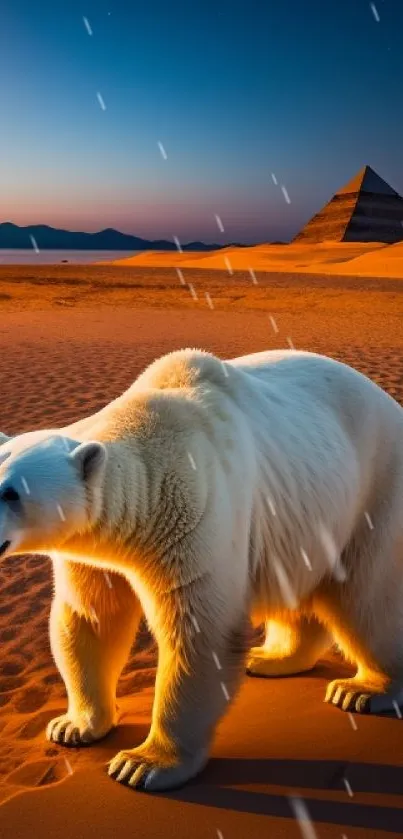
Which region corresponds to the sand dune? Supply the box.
[324,241,403,278]
[1,289,403,837]
[108,241,403,278]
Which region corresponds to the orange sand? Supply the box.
[110,241,403,278]
[1,270,403,838]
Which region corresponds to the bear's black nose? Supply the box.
[0,540,11,556]
[0,487,20,504]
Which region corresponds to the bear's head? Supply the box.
[0,432,107,561]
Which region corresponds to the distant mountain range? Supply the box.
[0,222,231,251]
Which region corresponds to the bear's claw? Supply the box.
[46,713,113,745]
[325,678,403,715]
[325,679,377,713]
[108,746,208,791]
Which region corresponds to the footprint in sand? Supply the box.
[5,757,75,789]
[0,753,27,785]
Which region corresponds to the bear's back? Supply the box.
[132,348,230,393]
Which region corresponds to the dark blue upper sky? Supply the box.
[2,0,403,243]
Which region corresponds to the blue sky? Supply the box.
[1,0,403,243]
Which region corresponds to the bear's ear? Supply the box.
[69,441,107,483]
[0,433,10,446]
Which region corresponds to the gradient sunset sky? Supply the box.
[2,0,403,244]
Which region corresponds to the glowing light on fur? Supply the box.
[288,796,317,839]
[51,549,114,569]
[263,620,295,656]
[90,607,99,630]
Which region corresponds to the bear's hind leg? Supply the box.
[247,615,332,677]
[47,560,142,746]
[316,529,403,714]
[319,602,397,714]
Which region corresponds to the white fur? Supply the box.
[1,348,403,790]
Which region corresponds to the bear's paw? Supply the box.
[46,712,115,746]
[325,676,403,715]
[108,744,208,791]
[325,678,381,713]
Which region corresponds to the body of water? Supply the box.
[0,250,141,265]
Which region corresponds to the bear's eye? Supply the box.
[0,486,21,504]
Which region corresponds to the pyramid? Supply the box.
[294,165,403,243]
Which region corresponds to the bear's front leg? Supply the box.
[47,561,142,746]
[109,577,249,791]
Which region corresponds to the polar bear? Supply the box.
[0,348,403,792]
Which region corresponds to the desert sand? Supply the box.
[109,241,403,279]
[1,265,403,838]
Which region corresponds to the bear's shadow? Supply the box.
[101,722,403,833]
[168,756,403,833]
